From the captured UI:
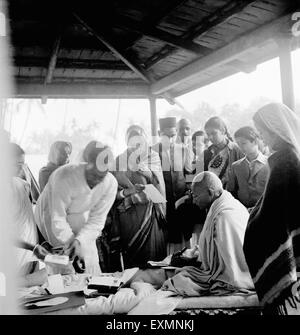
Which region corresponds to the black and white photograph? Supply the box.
[0,0,300,324]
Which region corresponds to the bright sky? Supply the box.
[6,49,300,158]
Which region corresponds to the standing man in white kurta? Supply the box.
[34,141,118,275]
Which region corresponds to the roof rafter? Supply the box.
[114,16,211,55]
[44,35,61,84]
[151,13,293,95]
[146,0,257,69]
[15,82,151,99]
[185,0,258,40]
[124,0,189,47]
[73,12,153,84]
[14,57,131,71]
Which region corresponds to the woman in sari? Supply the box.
[39,141,72,192]
[243,103,300,315]
[204,117,244,188]
[112,125,167,269]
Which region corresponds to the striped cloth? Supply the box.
[243,145,300,310]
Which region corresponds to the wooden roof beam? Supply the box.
[73,12,153,84]
[227,59,257,73]
[144,45,177,70]
[14,82,151,99]
[44,35,61,84]
[14,57,130,71]
[185,0,258,40]
[123,0,189,49]
[151,14,293,95]
[143,0,189,26]
[146,0,257,70]
[115,17,211,55]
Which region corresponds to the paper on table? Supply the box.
[47,274,65,294]
[25,297,69,308]
[88,276,121,287]
[44,254,69,266]
[143,184,167,203]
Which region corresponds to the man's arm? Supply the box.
[17,240,34,251]
[16,240,50,261]
[76,175,118,245]
[50,172,74,244]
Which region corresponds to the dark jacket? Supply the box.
[227,153,269,208]
[152,142,188,243]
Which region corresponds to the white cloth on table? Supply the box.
[45,280,157,315]
[128,289,182,315]
[34,164,118,275]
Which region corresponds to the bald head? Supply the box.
[177,118,192,142]
[191,172,223,209]
[192,171,223,192]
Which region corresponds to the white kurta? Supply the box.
[12,177,38,275]
[34,164,118,275]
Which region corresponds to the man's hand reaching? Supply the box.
[64,239,85,273]
[33,244,50,261]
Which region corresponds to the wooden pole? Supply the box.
[277,37,295,111]
[149,95,158,144]
[44,36,61,85]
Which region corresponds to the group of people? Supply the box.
[10,102,300,315]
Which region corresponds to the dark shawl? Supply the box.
[39,162,59,192]
[243,144,300,308]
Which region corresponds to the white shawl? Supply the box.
[163,191,254,296]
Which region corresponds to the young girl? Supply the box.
[204,116,244,188]
[227,126,269,208]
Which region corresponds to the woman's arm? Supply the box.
[116,185,138,200]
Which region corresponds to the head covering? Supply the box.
[159,117,177,130]
[253,103,300,153]
[48,141,72,165]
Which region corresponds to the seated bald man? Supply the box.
[131,171,254,297]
